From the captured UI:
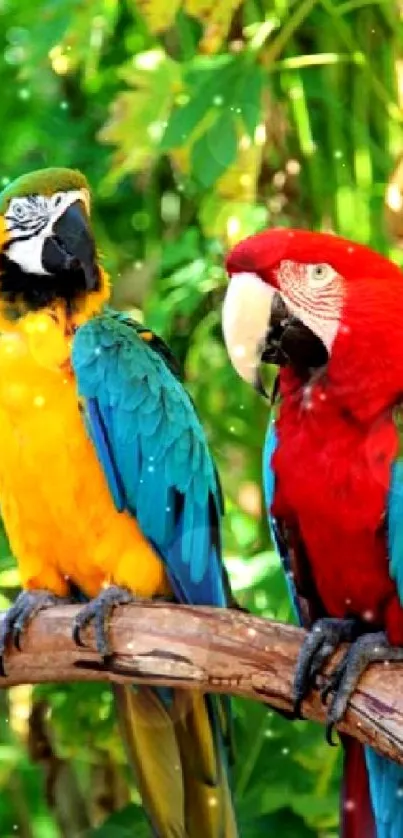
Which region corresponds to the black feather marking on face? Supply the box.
[0,251,101,312]
[6,194,49,239]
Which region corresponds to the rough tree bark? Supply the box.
[1,603,402,764]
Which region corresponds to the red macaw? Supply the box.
[222,227,403,838]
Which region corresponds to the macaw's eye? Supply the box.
[307,263,335,288]
[48,193,63,210]
[12,200,28,220]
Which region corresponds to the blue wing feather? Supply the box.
[73,311,234,835]
[72,311,226,609]
[85,399,125,513]
[388,459,403,605]
[362,449,403,837]
[364,747,403,838]
[263,421,303,624]
[262,420,277,514]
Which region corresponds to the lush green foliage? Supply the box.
[0,0,401,835]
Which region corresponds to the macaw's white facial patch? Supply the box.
[222,271,275,384]
[4,188,90,276]
[274,259,345,351]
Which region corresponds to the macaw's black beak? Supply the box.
[42,201,99,291]
[262,291,328,374]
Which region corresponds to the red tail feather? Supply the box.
[341,736,376,838]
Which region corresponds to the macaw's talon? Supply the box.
[324,631,403,737]
[0,590,70,676]
[293,617,364,717]
[325,721,339,748]
[320,656,348,706]
[72,585,136,658]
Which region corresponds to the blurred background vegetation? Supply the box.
[1,0,403,835]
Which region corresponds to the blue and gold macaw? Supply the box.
[0,167,237,837]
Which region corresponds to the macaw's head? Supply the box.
[0,168,109,323]
[223,228,403,419]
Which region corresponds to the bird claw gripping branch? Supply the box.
[292,618,403,744]
[292,616,365,719]
[322,631,403,745]
[72,585,136,658]
[0,589,72,675]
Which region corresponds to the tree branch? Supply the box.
[1,603,402,764]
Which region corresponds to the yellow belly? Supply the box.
[0,330,169,599]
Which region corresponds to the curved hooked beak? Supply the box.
[222,272,328,393]
[42,200,98,291]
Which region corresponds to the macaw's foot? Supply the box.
[293,617,364,718]
[72,585,136,658]
[0,590,70,676]
[321,631,403,745]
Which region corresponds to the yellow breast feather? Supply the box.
[0,310,169,599]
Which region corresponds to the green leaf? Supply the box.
[88,803,149,837]
[135,0,182,34]
[238,63,263,138]
[226,551,278,591]
[100,50,181,181]
[161,92,213,150]
[191,112,238,187]
[161,56,238,149]
[239,810,316,838]
[0,568,20,587]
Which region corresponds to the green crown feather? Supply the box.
[0,168,89,212]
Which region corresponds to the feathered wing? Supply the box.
[263,421,376,838]
[263,422,324,627]
[72,311,237,838]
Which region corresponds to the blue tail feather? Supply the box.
[365,747,403,838]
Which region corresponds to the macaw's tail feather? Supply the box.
[364,745,403,838]
[342,736,403,838]
[113,685,238,838]
[113,685,185,836]
[341,737,376,838]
